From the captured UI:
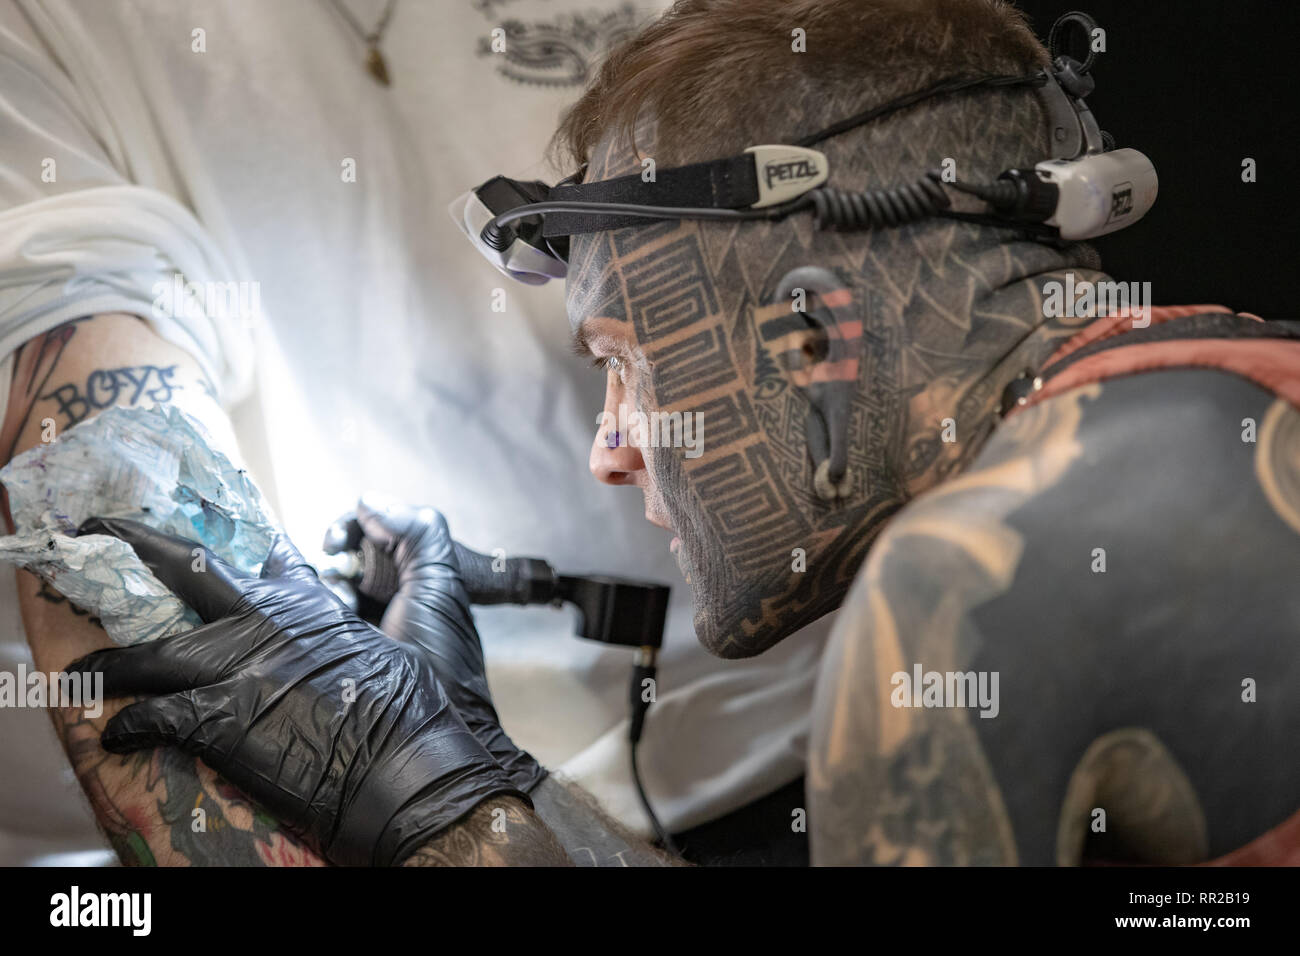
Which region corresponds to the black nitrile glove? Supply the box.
[323,494,548,794]
[66,516,526,867]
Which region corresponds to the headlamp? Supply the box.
[451,11,1157,286]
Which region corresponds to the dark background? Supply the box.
[1016,0,1298,318]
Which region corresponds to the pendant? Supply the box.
[365,44,391,86]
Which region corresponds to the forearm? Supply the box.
[400,796,572,866]
[4,313,324,866]
[528,776,684,866]
[47,679,324,866]
[401,779,683,867]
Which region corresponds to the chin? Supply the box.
[683,537,851,659]
[692,606,786,659]
[664,481,849,658]
[683,558,800,659]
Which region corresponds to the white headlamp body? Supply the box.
[449,189,567,285]
[1038,147,1159,240]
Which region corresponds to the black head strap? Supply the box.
[545,153,759,235]
[540,71,1049,238]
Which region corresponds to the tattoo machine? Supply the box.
[324,534,681,852]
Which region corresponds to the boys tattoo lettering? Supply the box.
[40,365,182,428]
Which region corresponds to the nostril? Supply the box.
[597,468,635,486]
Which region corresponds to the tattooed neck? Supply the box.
[886,238,1110,497]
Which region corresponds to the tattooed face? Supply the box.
[569,140,907,659]
[569,103,1102,658]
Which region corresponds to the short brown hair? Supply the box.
[553,0,1050,171]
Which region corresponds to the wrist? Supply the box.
[476,721,549,793]
[333,720,526,867]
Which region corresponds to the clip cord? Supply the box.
[628,649,681,855]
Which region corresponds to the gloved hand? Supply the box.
[66,517,526,867]
[323,494,548,794]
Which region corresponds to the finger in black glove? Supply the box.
[323,494,548,793]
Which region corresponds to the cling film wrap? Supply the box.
[0,405,278,645]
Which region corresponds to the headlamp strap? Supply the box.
[533,11,1106,240]
[545,153,760,235]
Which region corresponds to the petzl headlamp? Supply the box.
[450,11,1157,286]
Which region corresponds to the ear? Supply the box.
[769,266,860,501]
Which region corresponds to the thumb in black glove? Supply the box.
[66,516,526,867]
[323,493,548,793]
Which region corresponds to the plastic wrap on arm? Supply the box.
[0,404,277,644]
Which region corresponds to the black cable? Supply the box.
[796,71,1046,148]
[631,738,680,855]
[628,653,681,856]
[806,173,950,230]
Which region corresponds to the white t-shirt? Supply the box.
[0,0,831,864]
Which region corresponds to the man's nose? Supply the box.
[590,379,644,486]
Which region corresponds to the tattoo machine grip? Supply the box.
[354,538,670,650]
[353,537,556,605]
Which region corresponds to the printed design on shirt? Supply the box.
[476,3,644,87]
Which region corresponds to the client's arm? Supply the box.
[1,313,324,866]
[527,776,681,866]
[400,779,680,867]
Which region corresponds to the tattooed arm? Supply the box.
[400,781,682,867]
[808,371,1300,865]
[806,383,1113,865]
[806,567,1019,867]
[401,797,572,867]
[2,313,325,866]
[404,782,685,867]
[529,776,683,866]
